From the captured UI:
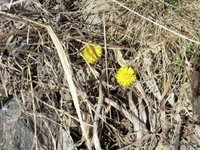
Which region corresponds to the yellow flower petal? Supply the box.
[115,66,137,87]
[82,44,102,63]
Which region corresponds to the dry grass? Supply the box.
[0,0,200,149]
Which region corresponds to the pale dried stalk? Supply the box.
[43,26,92,150]
[128,91,143,139]
[93,84,103,150]
[28,65,38,150]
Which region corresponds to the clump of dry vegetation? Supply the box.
[0,0,200,149]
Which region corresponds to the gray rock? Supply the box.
[0,98,34,150]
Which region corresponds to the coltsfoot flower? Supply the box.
[115,66,137,87]
[82,43,102,63]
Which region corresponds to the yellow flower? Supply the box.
[82,43,102,63]
[115,66,137,87]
